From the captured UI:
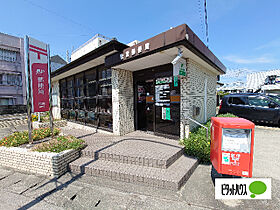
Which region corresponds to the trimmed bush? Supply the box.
[0,127,60,147]
[182,113,237,164]
[32,135,86,153]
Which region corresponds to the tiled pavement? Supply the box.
[61,127,198,191]
[0,125,279,209]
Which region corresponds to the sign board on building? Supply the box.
[173,58,186,77]
[28,37,50,112]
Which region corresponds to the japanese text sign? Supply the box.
[29,37,49,112]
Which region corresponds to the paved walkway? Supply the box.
[0,125,279,209]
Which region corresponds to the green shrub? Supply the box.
[216,113,238,118]
[182,113,237,164]
[32,135,86,153]
[0,127,60,147]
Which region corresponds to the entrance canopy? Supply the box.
[105,24,226,75]
[51,40,127,82]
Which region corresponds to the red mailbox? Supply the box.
[210,117,255,177]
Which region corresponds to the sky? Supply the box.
[1,0,279,84]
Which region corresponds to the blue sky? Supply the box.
[1,0,279,84]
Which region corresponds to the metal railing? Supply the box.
[184,116,209,140]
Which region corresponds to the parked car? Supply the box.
[266,93,280,104]
[219,93,280,125]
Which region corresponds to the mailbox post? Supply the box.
[210,117,255,177]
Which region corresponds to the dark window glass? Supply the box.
[99,114,113,130]
[85,69,97,84]
[98,98,112,114]
[99,69,107,80]
[76,87,84,97]
[85,111,98,126]
[67,99,74,109]
[67,77,74,88]
[229,97,246,105]
[248,96,270,107]
[77,110,85,123]
[61,99,68,109]
[67,88,74,97]
[75,73,84,87]
[59,66,112,131]
[98,79,112,96]
[61,79,67,88]
[69,110,76,120]
[107,69,112,78]
[75,99,84,109]
[61,89,67,99]
[86,82,97,97]
[61,109,69,119]
[86,98,97,111]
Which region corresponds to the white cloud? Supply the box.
[223,55,274,64]
[255,38,280,50]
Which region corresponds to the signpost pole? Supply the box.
[24,36,33,144]
[47,44,54,137]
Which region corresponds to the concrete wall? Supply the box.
[180,58,217,139]
[112,68,135,135]
[0,147,80,177]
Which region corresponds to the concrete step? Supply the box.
[81,138,184,169]
[69,155,198,191]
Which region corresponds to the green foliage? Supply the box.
[32,135,86,153]
[216,113,238,118]
[0,127,60,147]
[182,114,237,164]
[217,91,230,97]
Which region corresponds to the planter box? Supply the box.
[33,120,67,129]
[0,146,80,177]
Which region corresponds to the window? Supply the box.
[248,96,270,107]
[0,49,17,62]
[2,74,22,86]
[85,69,97,97]
[228,97,246,105]
[59,66,113,131]
[0,98,15,105]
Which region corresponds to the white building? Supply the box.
[246,69,280,94]
[71,34,112,61]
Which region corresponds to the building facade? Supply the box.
[247,70,280,94]
[0,33,26,106]
[51,24,226,139]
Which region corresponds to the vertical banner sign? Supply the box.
[28,37,50,112]
[173,58,186,77]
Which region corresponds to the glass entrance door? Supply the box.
[136,80,154,132]
[134,64,180,137]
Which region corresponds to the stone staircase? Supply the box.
[68,130,198,191]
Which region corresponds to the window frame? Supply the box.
[59,65,113,131]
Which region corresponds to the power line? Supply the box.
[22,0,95,33]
